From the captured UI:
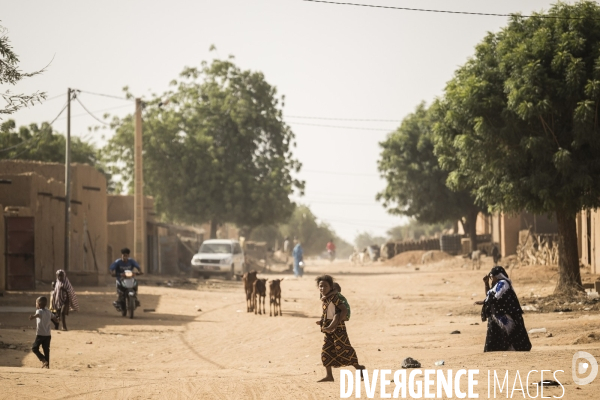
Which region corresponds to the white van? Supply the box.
[191,239,244,280]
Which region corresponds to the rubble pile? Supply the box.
[516,230,559,267]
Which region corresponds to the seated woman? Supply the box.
[475,266,532,352]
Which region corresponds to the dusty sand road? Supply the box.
[1,256,600,399]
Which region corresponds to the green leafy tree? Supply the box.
[377,103,482,250]
[278,205,352,257]
[0,119,112,188]
[104,57,304,237]
[1,25,46,116]
[0,119,98,163]
[435,2,600,293]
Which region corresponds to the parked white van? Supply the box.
[191,239,244,280]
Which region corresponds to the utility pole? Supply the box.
[133,98,145,272]
[64,88,72,271]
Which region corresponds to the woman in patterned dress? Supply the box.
[50,270,79,331]
[475,266,532,352]
[315,275,365,382]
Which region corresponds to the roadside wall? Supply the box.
[580,209,600,274]
[0,161,107,287]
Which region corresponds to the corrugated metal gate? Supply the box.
[5,217,35,290]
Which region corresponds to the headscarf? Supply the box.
[489,266,512,287]
[51,269,79,312]
[481,266,513,321]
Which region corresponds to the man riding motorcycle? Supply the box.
[326,239,336,262]
[110,248,142,309]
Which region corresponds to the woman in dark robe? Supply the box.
[475,266,532,352]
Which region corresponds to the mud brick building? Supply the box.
[0,160,107,290]
[578,210,600,274]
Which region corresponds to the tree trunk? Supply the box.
[464,207,479,253]
[555,209,583,294]
[210,220,218,239]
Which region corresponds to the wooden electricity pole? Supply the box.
[133,98,145,271]
[64,88,72,271]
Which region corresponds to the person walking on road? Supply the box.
[50,269,79,331]
[475,266,531,352]
[315,275,365,382]
[30,296,59,368]
[292,239,304,278]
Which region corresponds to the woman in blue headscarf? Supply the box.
[475,266,532,352]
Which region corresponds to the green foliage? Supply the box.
[434,2,600,291]
[250,206,353,257]
[277,205,352,257]
[354,231,386,250]
[436,2,600,216]
[387,219,453,241]
[0,25,46,116]
[377,103,481,245]
[103,57,304,231]
[0,119,112,189]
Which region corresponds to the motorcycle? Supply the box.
[327,249,336,262]
[113,270,141,319]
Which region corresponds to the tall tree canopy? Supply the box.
[0,119,98,164]
[377,103,482,250]
[1,25,45,116]
[104,57,303,237]
[435,2,600,293]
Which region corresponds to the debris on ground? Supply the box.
[401,357,421,369]
[528,328,547,334]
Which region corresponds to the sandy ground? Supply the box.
[1,256,600,399]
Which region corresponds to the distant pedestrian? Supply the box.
[283,237,291,263]
[29,296,59,368]
[50,269,79,331]
[491,244,501,265]
[292,239,304,278]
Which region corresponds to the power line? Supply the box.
[285,115,401,122]
[301,0,594,20]
[302,199,381,206]
[75,89,132,102]
[288,121,393,131]
[44,92,67,102]
[1,100,69,153]
[54,103,132,122]
[75,97,112,126]
[302,169,379,177]
[48,101,69,126]
[321,217,396,230]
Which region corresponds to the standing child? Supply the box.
[29,296,59,368]
[315,275,365,382]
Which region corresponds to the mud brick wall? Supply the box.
[385,238,441,259]
[0,161,108,287]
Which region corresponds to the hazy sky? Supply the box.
[3,0,563,243]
